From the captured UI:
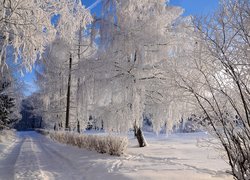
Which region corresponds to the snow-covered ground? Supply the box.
[124,132,232,180]
[0,131,232,180]
[0,130,17,159]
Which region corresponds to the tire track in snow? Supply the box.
[0,139,24,180]
[14,137,44,180]
[33,135,84,180]
[1,132,133,180]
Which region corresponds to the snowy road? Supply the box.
[0,131,233,180]
[0,131,129,180]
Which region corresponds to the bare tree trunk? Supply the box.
[135,125,147,147]
[77,120,80,133]
[134,121,147,147]
[133,121,138,137]
[65,53,72,129]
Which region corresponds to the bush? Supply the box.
[37,130,128,156]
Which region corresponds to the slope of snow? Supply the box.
[0,131,232,180]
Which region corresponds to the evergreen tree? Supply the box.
[0,81,15,130]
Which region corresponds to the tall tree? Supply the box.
[0,0,92,72]
[169,0,250,178]
[0,79,16,130]
[37,30,95,130]
[93,0,187,146]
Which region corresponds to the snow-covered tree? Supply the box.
[168,0,250,178]
[37,28,95,130]
[5,0,93,131]
[91,0,188,146]
[0,0,92,72]
[0,70,22,130]
[0,80,15,130]
[36,39,69,129]
[0,54,24,130]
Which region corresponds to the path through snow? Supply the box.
[0,131,233,180]
[0,131,129,180]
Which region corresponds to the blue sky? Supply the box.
[22,0,219,96]
[23,70,37,96]
[81,0,219,16]
[169,0,219,16]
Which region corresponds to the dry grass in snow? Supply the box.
[37,129,128,156]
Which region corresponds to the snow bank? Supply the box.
[0,129,16,143]
[0,129,16,159]
[37,129,128,156]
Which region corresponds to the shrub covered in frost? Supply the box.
[37,129,128,156]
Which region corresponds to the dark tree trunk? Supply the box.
[135,126,147,147]
[134,121,138,137]
[77,121,80,133]
[65,53,72,129]
[54,123,57,131]
[134,121,147,147]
